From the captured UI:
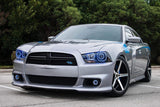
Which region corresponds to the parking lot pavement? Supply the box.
[0,68,160,107]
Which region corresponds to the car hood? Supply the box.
[18,40,121,54]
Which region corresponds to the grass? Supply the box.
[0,65,13,69]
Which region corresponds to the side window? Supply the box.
[130,30,139,37]
[130,29,143,43]
[125,28,134,38]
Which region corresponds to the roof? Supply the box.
[72,23,125,27]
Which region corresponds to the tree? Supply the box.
[0,0,81,64]
[0,4,11,64]
[145,0,160,6]
[8,0,81,41]
[73,0,160,64]
[0,0,160,64]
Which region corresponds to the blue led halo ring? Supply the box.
[16,49,27,60]
[82,51,109,63]
[22,51,27,58]
[16,50,22,59]
[96,51,107,63]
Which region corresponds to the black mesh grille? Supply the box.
[26,52,77,66]
[27,75,77,86]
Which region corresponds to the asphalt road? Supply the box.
[0,68,160,107]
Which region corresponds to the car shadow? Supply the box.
[17,88,118,100]
[129,79,149,88]
[17,81,145,100]
[129,81,143,87]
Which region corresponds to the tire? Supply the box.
[142,60,151,82]
[109,56,130,97]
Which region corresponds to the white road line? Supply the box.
[0,85,26,92]
[139,85,160,89]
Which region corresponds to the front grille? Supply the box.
[27,75,77,86]
[26,52,77,66]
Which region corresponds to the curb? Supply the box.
[152,66,160,68]
[0,69,12,73]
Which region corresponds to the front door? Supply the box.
[125,28,148,78]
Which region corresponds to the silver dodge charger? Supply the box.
[13,24,151,97]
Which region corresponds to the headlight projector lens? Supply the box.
[97,51,107,63]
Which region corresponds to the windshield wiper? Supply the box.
[82,38,90,42]
[50,39,64,43]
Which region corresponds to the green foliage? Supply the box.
[0,0,160,64]
[0,0,81,64]
[0,65,13,69]
[145,0,160,6]
[73,0,160,64]
[0,5,11,65]
[8,0,81,41]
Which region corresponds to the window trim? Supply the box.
[124,26,143,43]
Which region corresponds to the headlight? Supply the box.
[82,51,112,63]
[16,49,27,60]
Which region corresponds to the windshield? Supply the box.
[55,25,122,42]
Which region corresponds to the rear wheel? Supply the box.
[142,60,151,82]
[109,56,130,97]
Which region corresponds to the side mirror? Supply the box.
[126,37,141,43]
[48,36,55,41]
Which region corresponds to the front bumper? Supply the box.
[13,59,114,92]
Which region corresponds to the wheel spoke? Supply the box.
[147,70,151,77]
[119,73,128,78]
[117,79,124,91]
[112,77,117,87]
[113,59,129,92]
[148,67,151,71]
[117,60,122,73]
[113,70,117,80]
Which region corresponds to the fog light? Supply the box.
[93,80,99,86]
[15,75,20,80]
[13,74,23,82]
[83,78,101,87]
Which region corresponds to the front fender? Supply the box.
[17,42,41,53]
[100,43,132,72]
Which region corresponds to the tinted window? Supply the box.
[125,28,134,38]
[130,29,143,43]
[131,30,139,37]
[55,25,122,42]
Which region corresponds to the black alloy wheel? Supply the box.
[109,56,130,97]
